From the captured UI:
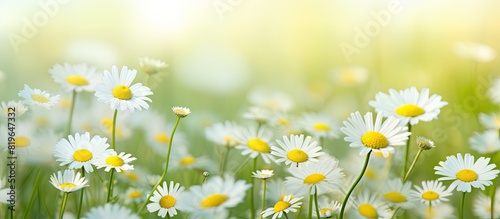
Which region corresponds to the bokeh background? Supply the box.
[2,0,500,218]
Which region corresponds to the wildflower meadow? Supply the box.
[2,1,500,219]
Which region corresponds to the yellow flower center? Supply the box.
[273,201,291,212]
[395,104,425,117]
[180,156,195,165]
[361,131,388,149]
[422,191,439,201]
[313,123,331,131]
[125,172,139,181]
[278,118,290,126]
[66,75,89,86]
[37,116,49,126]
[383,192,407,203]
[287,149,309,163]
[155,133,170,144]
[60,183,77,189]
[112,85,132,100]
[365,168,376,180]
[320,207,333,215]
[101,118,112,129]
[456,169,478,182]
[31,94,49,103]
[247,138,270,153]
[199,194,228,208]
[15,136,30,147]
[128,190,142,199]
[73,149,93,162]
[358,203,378,218]
[224,136,236,145]
[304,173,326,184]
[105,155,124,167]
[159,195,176,208]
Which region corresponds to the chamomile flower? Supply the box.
[381,178,414,209]
[178,175,251,218]
[350,192,392,219]
[1,100,28,118]
[53,132,112,173]
[139,57,168,77]
[169,146,217,172]
[261,195,302,219]
[234,125,276,163]
[416,136,435,150]
[248,88,294,112]
[434,153,500,192]
[172,106,191,118]
[18,84,60,109]
[330,66,368,86]
[252,169,274,179]
[410,180,452,207]
[473,187,500,218]
[272,134,324,167]
[147,181,184,218]
[478,112,500,130]
[49,63,101,92]
[298,113,340,139]
[266,178,296,204]
[123,188,146,204]
[341,111,411,158]
[49,169,88,193]
[314,199,342,218]
[94,151,136,173]
[469,130,500,154]
[205,121,241,147]
[82,203,140,219]
[413,202,455,219]
[94,66,153,112]
[369,87,448,126]
[285,156,344,195]
[242,106,272,124]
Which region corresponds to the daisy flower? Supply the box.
[413,202,455,219]
[473,187,500,218]
[147,181,184,218]
[266,178,296,204]
[434,153,500,192]
[469,130,500,154]
[248,88,294,112]
[53,132,112,173]
[252,169,274,179]
[261,195,302,219]
[234,125,276,163]
[205,121,241,147]
[315,199,342,218]
[49,169,88,193]
[272,134,324,167]
[410,180,452,207]
[285,156,344,195]
[82,203,140,219]
[172,106,191,118]
[298,112,340,139]
[350,192,392,219]
[18,84,60,109]
[169,146,217,172]
[416,136,435,150]
[330,66,368,86]
[380,178,414,209]
[369,87,448,126]
[123,188,146,204]
[94,151,136,173]
[94,66,153,112]
[139,57,168,77]
[242,106,272,124]
[178,175,251,218]
[49,63,101,92]
[341,111,411,158]
[478,112,500,130]
[1,100,28,118]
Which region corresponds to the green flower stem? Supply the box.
[65,90,77,136]
[77,169,85,218]
[403,148,424,182]
[260,179,267,219]
[314,189,320,219]
[339,150,372,219]
[59,192,69,219]
[111,109,118,150]
[23,169,41,219]
[308,194,313,219]
[106,170,115,203]
[491,184,496,219]
[233,157,251,174]
[390,207,400,219]
[138,116,182,214]
[459,192,466,219]
[401,124,412,180]
[284,212,289,219]
[250,157,258,219]
[219,146,231,175]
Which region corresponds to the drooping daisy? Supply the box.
[147,181,184,218]
[172,106,191,118]
[381,178,414,209]
[1,100,28,118]
[454,41,496,62]
[434,153,500,192]
[252,169,274,179]
[315,198,342,218]
[94,151,136,173]
[478,112,500,130]
[49,63,101,92]
[205,121,241,147]
[298,112,340,139]
[272,134,324,167]
[53,132,112,173]
[410,180,452,207]
[94,66,153,112]
[234,125,276,163]
[82,203,140,219]
[369,87,448,126]
[49,169,88,193]
[341,111,411,158]
[18,84,60,109]
[350,192,392,219]
[469,130,500,154]
[285,156,344,195]
[261,195,302,219]
[178,174,251,218]
[473,187,500,218]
